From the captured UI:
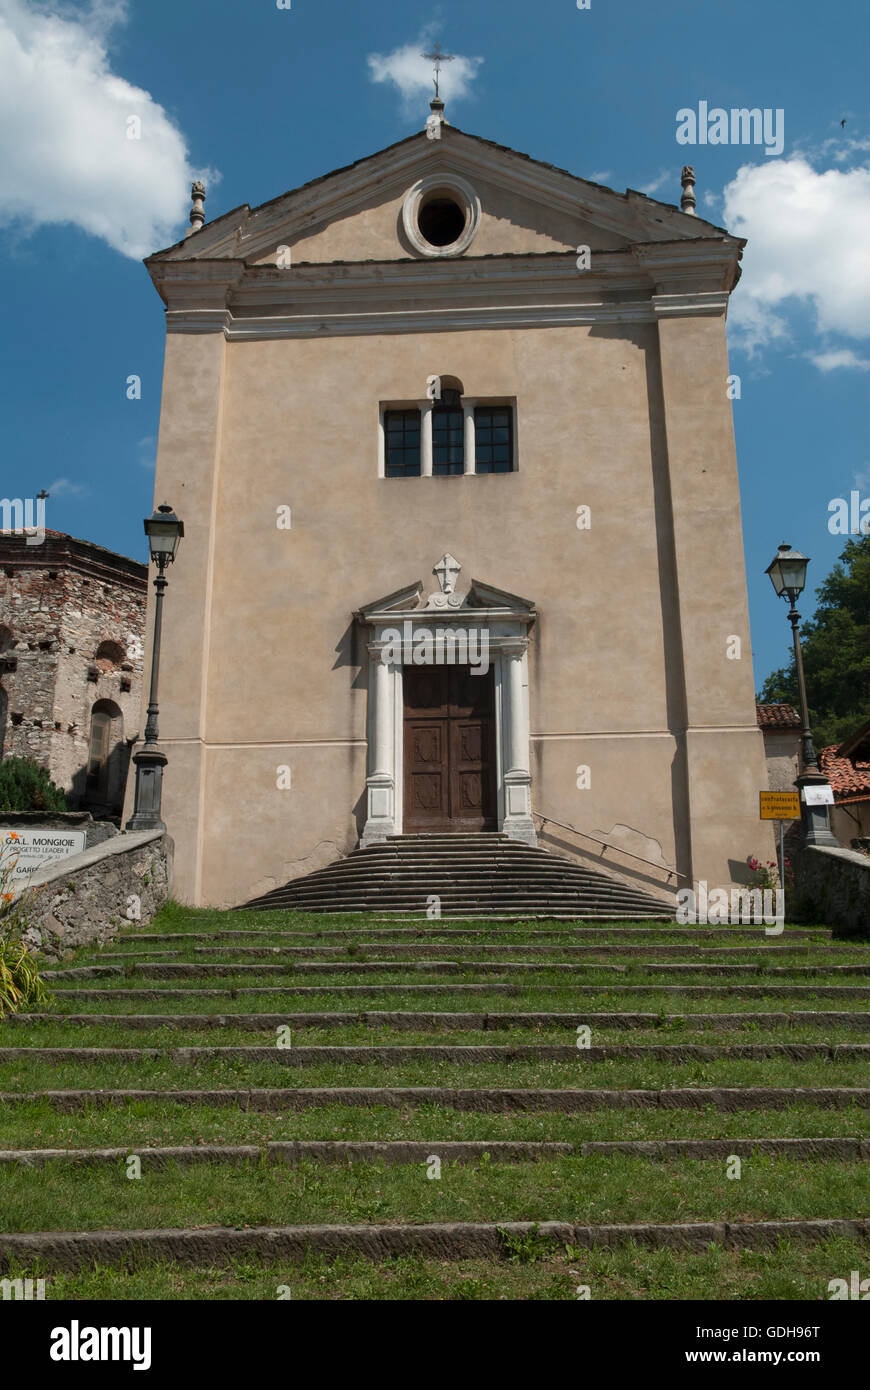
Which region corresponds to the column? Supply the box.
[361,643,397,845]
[372,651,392,775]
[463,400,476,475]
[500,641,536,845]
[421,403,434,477]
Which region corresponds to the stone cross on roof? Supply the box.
[421,42,455,99]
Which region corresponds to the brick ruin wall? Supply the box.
[0,554,146,811]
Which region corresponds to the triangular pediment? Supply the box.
[356,582,424,619]
[149,123,734,270]
[357,561,535,624]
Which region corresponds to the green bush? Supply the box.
[0,846,50,1017]
[0,756,68,813]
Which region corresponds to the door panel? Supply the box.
[406,720,448,823]
[403,663,496,831]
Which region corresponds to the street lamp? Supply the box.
[126,503,184,832]
[765,542,838,847]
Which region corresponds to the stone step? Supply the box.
[3,1043,869,1064]
[264,892,672,908]
[1,1217,866,1272]
[0,1140,573,1169]
[44,961,870,980]
[46,984,870,1000]
[5,1084,869,1113]
[255,868,667,883]
[253,904,671,919]
[0,1137,863,1170]
[16,1010,870,1031]
[117,927,830,942]
[244,834,674,917]
[259,868,669,887]
[95,943,841,961]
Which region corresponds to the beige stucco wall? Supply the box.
[761,728,801,792]
[135,307,774,907]
[832,802,870,845]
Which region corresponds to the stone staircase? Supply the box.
[243,833,673,918]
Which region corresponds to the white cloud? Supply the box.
[802,127,870,165]
[808,348,870,372]
[589,169,612,184]
[723,156,870,353]
[47,476,88,498]
[0,0,216,259]
[367,29,483,116]
[638,169,672,197]
[137,435,157,470]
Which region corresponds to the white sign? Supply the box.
[1,828,87,881]
[802,786,835,806]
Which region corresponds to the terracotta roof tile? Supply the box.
[756,703,802,728]
[819,745,870,802]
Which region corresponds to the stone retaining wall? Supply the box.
[794,844,870,936]
[0,811,118,849]
[9,831,172,961]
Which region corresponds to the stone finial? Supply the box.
[680,165,696,215]
[426,95,447,140]
[186,180,206,237]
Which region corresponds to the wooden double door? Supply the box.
[403,664,497,832]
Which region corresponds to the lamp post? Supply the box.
[126,503,184,832]
[765,542,838,848]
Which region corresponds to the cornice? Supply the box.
[147,259,246,309]
[160,245,733,338]
[0,534,147,590]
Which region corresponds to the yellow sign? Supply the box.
[759,791,801,820]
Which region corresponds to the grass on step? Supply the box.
[2,1100,869,1152]
[2,1153,868,1233]
[40,988,870,1016]
[3,1054,870,1094]
[3,1023,870,1051]
[120,902,842,935]
[4,1235,865,1300]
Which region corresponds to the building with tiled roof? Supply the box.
[756,703,801,798]
[756,703,802,730]
[819,718,870,845]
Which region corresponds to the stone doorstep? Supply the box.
[1,1218,867,1271]
[2,1085,869,1113]
[0,1137,866,1169]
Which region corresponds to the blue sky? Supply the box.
[1,0,868,690]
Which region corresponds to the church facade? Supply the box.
[134,108,774,907]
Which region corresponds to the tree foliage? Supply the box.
[0,757,68,813]
[758,536,870,749]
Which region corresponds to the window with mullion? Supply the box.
[384,409,421,477]
[432,405,464,475]
[474,406,513,473]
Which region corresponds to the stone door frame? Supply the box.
[357,580,536,847]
